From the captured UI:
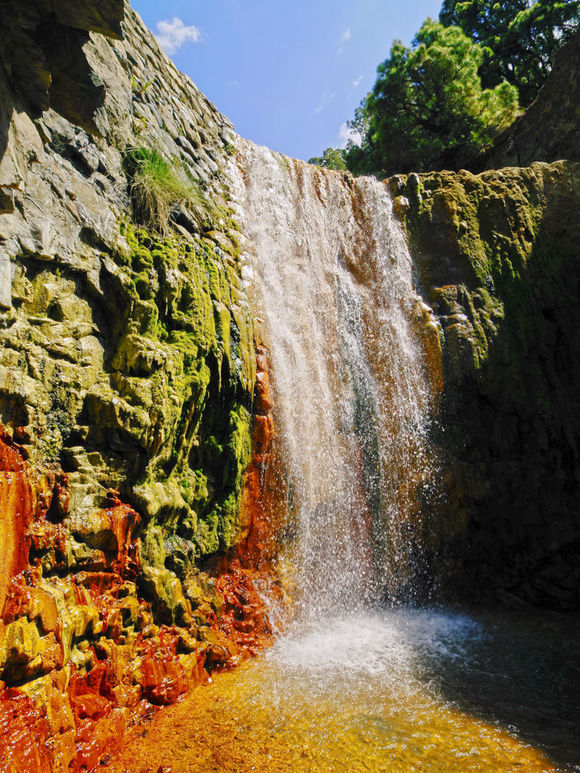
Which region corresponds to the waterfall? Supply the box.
[228,139,437,618]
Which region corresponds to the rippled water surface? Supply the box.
[106,608,580,772]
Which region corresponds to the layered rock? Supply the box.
[392,161,580,608]
[0,2,277,769]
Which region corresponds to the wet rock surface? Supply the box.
[394,161,580,608]
[0,424,274,770]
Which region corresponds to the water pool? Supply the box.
[104,607,580,772]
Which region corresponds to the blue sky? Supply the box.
[131,0,442,161]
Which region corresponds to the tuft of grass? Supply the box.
[124,147,205,233]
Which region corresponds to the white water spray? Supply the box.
[228,139,437,616]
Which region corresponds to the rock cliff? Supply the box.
[392,161,580,608]
[0,3,274,770]
[481,30,580,169]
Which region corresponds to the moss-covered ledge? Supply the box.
[391,160,580,609]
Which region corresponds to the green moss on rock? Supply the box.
[394,160,580,608]
[99,224,257,568]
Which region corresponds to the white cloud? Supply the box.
[155,18,201,55]
[338,122,362,149]
[314,92,336,114]
[353,75,363,87]
[338,27,352,54]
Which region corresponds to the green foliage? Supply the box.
[124,147,205,233]
[309,147,348,171]
[440,0,579,105]
[348,20,519,176]
[337,0,577,176]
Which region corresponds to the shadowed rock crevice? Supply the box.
[0,0,124,132]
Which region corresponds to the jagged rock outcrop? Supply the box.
[0,3,275,770]
[0,0,124,136]
[392,161,580,608]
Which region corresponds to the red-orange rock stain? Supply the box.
[0,429,36,613]
[135,627,208,705]
[98,491,142,577]
[238,346,277,566]
[214,347,289,660]
[68,662,127,772]
[215,560,273,659]
[0,435,151,771]
[0,347,282,770]
[0,688,53,773]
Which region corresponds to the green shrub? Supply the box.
[124,147,204,232]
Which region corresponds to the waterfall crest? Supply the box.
[228,140,438,617]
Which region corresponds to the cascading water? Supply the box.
[105,142,580,773]
[228,138,437,616]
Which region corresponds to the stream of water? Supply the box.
[228,139,438,611]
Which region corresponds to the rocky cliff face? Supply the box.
[0,4,256,550]
[0,4,275,770]
[392,161,580,608]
